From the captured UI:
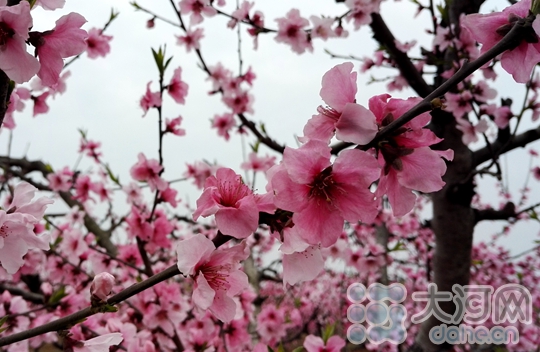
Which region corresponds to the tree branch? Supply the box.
[369,13,432,97]
[474,202,516,223]
[0,156,117,255]
[472,125,540,167]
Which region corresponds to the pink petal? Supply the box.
[302,113,336,143]
[398,147,447,193]
[335,103,378,145]
[303,335,325,351]
[176,234,215,275]
[193,274,215,310]
[320,62,357,111]
[326,335,346,351]
[378,169,416,217]
[0,38,40,84]
[282,141,331,185]
[293,201,344,247]
[224,269,249,296]
[215,196,259,238]
[282,245,323,285]
[210,289,237,322]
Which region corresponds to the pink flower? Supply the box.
[185,161,218,189]
[228,1,253,28]
[176,27,204,52]
[140,81,162,116]
[275,9,313,54]
[130,153,168,191]
[280,227,323,285]
[304,334,346,352]
[85,28,112,59]
[240,152,276,172]
[74,333,123,352]
[310,16,337,41]
[167,67,189,104]
[461,0,540,83]
[345,0,382,29]
[176,234,250,322]
[0,182,52,274]
[533,166,540,181]
[32,91,50,116]
[0,1,40,83]
[303,62,378,144]
[79,139,102,161]
[47,167,73,192]
[35,0,65,10]
[222,89,253,114]
[178,0,217,25]
[270,140,379,247]
[369,94,453,216]
[165,116,186,136]
[159,186,179,207]
[90,272,115,301]
[456,117,489,144]
[34,13,88,87]
[193,168,258,239]
[74,175,98,203]
[445,90,473,118]
[212,113,236,140]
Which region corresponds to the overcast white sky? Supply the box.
[4,0,540,254]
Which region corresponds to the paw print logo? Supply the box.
[346,283,408,345]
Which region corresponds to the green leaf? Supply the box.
[105,164,121,186]
[151,46,170,76]
[0,316,8,328]
[130,1,141,10]
[322,323,335,344]
[389,241,405,252]
[532,0,540,16]
[276,343,285,352]
[44,163,54,173]
[78,129,88,139]
[48,286,67,305]
[250,140,260,153]
[267,347,274,352]
[291,347,304,352]
[110,8,120,21]
[164,57,173,73]
[472,259,483,266]
[99,304,118,313]
[530,210,539,221]
[27,0,37,9]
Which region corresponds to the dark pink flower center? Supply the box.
[309,166,337,204]
[200,264,231,290]
[317,105,340,121]
[217,178,249,206]
[0,22,14,46]
[0,224,10,238]
[286,25,300,38]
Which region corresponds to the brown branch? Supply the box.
[474,201,516,223]
[0,156,117,255]
[369,13,432,98]
[0,232,233,347]
[329,15,538,155]
[0,283,44,304]
[472,125,540,167]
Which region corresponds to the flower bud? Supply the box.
[90,272,115,301]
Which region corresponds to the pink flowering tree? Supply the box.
[0,0,540,351]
